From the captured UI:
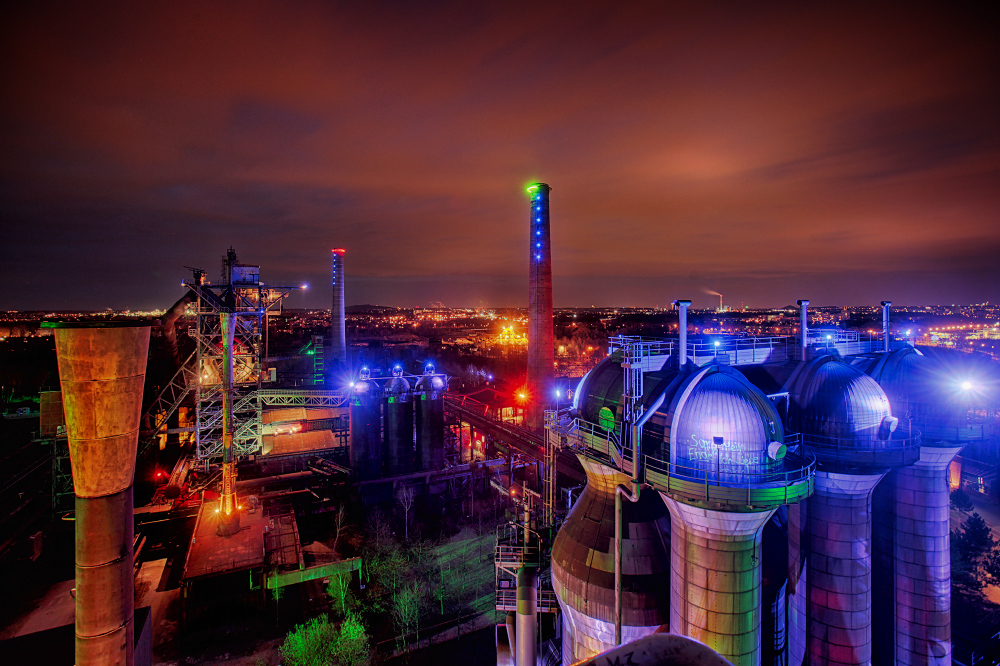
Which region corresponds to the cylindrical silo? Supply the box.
[551,456,672,665]
[383,366,413,476]
[45,321,150,666]
[415,364,445,471]
[350,369,382,480]
[785,356,918,666]
[658,366,794,666]
[862,346,980,666]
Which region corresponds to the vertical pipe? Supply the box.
[797,299,810,361]
[218,312,240,535]
[47,322,150,666]
[673,300,691,370]
[331,248,347,366]
[881,301,892,352]
[614,483,641,646]
[506,611,517,657]
[526,183,554,431]
[516,566,538,666]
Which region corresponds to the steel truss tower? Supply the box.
[184,249,296,462]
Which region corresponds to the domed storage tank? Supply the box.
[551,354,674,664]
[349,369,382,480]
[857,347,964,666]
[383,366,413,476]
[784,356,917,666]
[414,364,445,471]
[656,365,795,666]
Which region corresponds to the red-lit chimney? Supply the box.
[331,248,347,366]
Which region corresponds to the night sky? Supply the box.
[2,2,998,311]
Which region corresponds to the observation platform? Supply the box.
[182,500,268,581]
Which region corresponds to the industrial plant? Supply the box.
[0,184,997,666]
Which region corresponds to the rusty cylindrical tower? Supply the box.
[45,321,150,666]
[526,183,554,431]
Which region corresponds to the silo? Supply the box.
[657,366,806,666]
[858,346,970,666]
[383,366,413,476]
[350,368,382,480]
[551,355,673,664]
[784,356,918,666]
[415,364,445,471]
[551,457,672,664]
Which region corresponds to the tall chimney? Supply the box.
[526,183,554,431]
[45,321,150,666]
[331,248,347,367]
[674,300,691,370]
[797,299,810,361]
[881,300,892,353]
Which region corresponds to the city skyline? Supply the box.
[2,2,999,311]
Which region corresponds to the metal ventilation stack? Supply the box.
[785,357,919,666]
[526,183,554,431]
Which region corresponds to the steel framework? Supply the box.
[184,251,297,461]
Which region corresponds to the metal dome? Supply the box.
[667,367,785,478]
[791,357,891,443]
[387,376,411,394]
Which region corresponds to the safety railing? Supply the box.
[495,588,559,613]
[922,421,994,444]
[644,451,816,510]
[794,430,921,468]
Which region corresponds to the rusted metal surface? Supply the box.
[46,322,150,666]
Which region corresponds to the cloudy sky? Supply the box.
[2,1,998,310]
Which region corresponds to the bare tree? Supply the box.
[391,581,423,649]
[397,485,415,542]
[331,504,348,557]
[327,570,351,617]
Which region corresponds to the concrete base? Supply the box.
[790,471,884,666]
[662,496,775,666]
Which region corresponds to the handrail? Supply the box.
[644,452,816,489]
